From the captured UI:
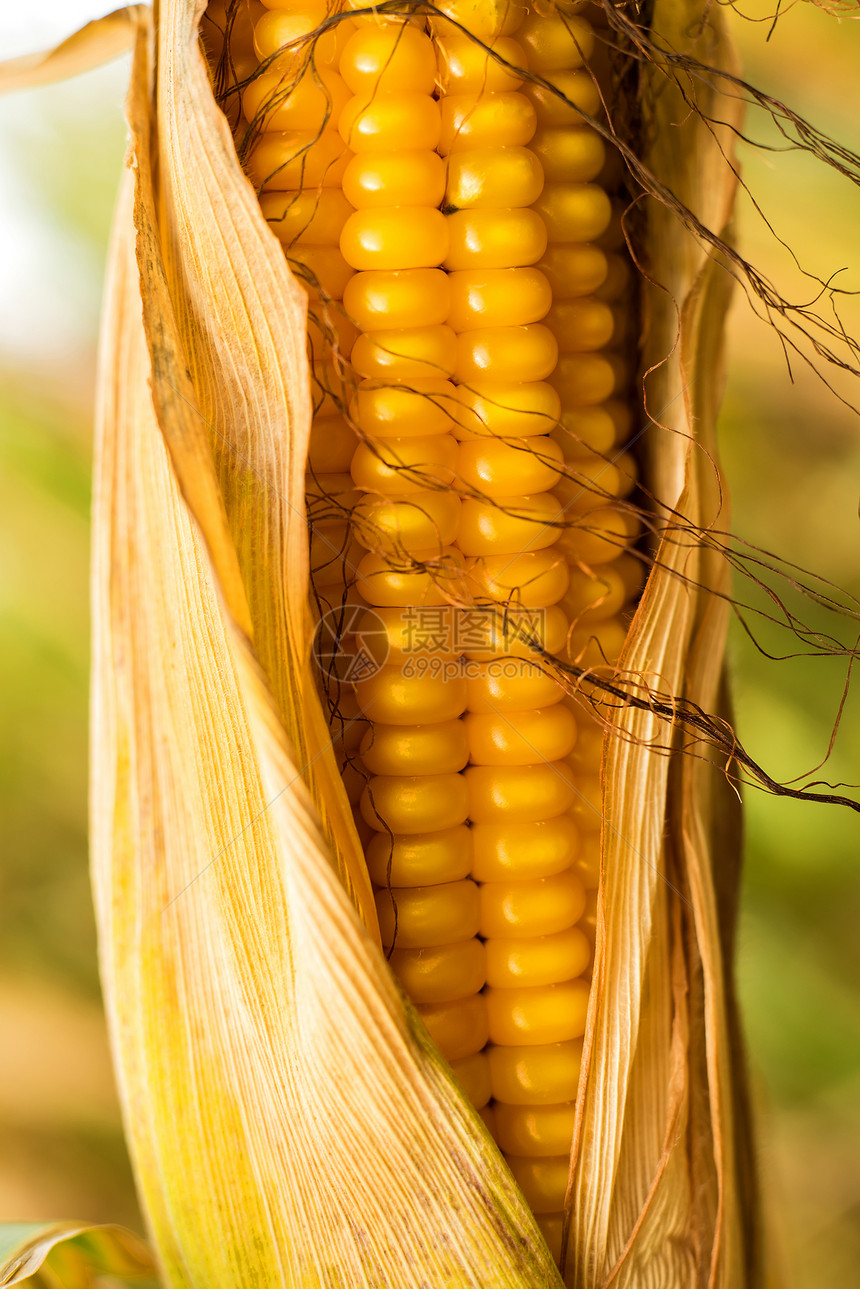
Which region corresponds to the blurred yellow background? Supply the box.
[0,4,857,1284]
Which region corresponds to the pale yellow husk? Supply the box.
[1,2,760,1286]
[566,6,756,1285]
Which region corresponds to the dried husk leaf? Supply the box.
[90,6,561,1286]
[0,7,144,95]
[0,1222,155,1286]
[564,4,756,1287]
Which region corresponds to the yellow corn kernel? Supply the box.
[488,1039,584,1105]
[565,773,602,832]
[439,92,537,155]
[457,437,564,495]
[243,65,350,132]
[505,1155,570,1214]
[365,826,473,888]
[538,242,608,298]
[304,471,360,516]
[436,33,526,93]
[479,870,585,938]
[350,435,458,494]
[531,123,605,183]
[455,324,558,383]
[343,0,423,23]
[494,1101,577,1157]
[447,267,552,331]
[306,308,359,360]
[595,250,632,302]
[565,618,628,671]
[466,704,577,766]
[456,494,562,556]
[353,606,460,664]
[466,549,570,609]
[307,416,357,472]
[343,268,450,329]
[556,504,640,564]
[580,887,599,947]
[485,925,590,988]
[550,403,618,456]
[341,207,449,270]
[351,326,458,380]
[456,603,569,662]
[389,939,487,1004]
[616,550,646,601]
[545,297,615,351]
[349,378,457,437]
[445,208,547,270]
[339,92,442,153]
[361,771,470,833]
[361,544,469,604]
[360,719,469,776]
[375,880,481,948]
[308,518,351,571]
[550,352,617,405]
[522,68,601,125]
[564,711,604,765]
[479,1104,498,1135]
[560,564,627,623]
[471,817,579,882]
[340,23,437,94]
[418,994,490,1061]
[289,245,354,300]
[352,491,462,552]
[260,188,353,246]
[355,548,465,607]
[485,978,590,1045]
[434,0,528,40]
[354,665,468,724]
[342,150,446,210]
[533,182,612,243]
[466,660,565,714]
[517,11,594,68]
[246,128,351,190]
[450,380,560,440]
[446,146,544,210]
[571,831,600,890]
[466,761,578,824]
[254,8,355,66]
[536,1215,563,1264]
[450,1051,492,1110]
[310,533,364,584]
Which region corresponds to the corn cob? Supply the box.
[244,0,643,1260]
[0,0,761,1279]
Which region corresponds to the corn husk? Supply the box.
[566,7,758,1286]
[89,5,562,1286]
[1,2,759,1285]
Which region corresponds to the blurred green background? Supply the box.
[0,3,857,1283]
